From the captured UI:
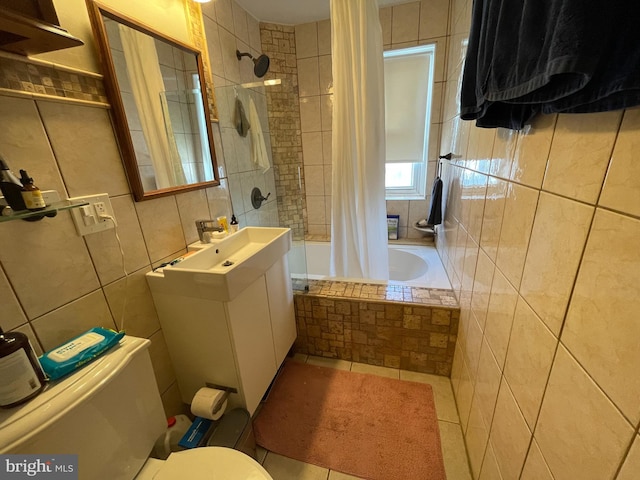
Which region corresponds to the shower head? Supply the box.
[253,54,270,77]
[236,50,270,78]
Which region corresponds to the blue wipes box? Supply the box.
[39,327,124,380]
[178,417,213,449]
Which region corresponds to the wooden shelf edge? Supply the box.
[0,8,83,56]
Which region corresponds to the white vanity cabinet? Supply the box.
[265,256,296,365]
[145,228,296,416]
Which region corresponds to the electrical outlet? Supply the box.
[93,202,107,219]
[69,194,115,236]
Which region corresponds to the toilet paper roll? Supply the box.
[190,387,228,421]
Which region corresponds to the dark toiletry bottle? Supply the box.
[0,327,47,408]
[230,214,239,233]
[19,170,46,211]
[0,158,26,211]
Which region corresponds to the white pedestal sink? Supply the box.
[146,227,296,415]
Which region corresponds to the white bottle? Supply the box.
[151,414,192,459]
[230,214,239,233]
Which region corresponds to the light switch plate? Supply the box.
[69,193,115,236]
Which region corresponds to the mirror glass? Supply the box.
[87,2,220,200]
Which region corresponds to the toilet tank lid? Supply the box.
[0,335,150,453]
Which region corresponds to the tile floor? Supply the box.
[254,354,472,480]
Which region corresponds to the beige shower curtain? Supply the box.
[119,25,186,189]
[329,0,389,280]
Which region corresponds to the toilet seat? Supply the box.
[137,447,273,479]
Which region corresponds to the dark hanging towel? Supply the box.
[234,97,250,137]
[426,176,443,226]
[460,0,640,130]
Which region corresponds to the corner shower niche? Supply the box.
[145,227,296,416]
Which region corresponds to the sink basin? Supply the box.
[146,227,291,302]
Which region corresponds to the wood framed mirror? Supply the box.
[86,1,220,201]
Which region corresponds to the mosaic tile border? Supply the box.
[293,278,458,308]
[260,23,306,241]
[0,55,108,103]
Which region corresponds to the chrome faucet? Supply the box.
[195,219,223,242]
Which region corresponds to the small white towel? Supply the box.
[248,97,271,173]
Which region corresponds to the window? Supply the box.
[383,44,435,199]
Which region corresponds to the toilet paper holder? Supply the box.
[204,383,237,416]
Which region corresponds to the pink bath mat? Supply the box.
[253,361,447,480]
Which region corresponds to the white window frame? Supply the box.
[383,44,435,200]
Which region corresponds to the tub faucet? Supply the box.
[195,219,223,242]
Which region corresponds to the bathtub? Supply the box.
[288,241,452,290]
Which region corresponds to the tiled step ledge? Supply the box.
[293,278,458,308]
[293,287,460,376]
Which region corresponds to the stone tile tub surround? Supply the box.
[259,23,306,241]
[294,281,460,376]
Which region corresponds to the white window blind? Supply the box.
[383,44,435,199]
[384,45,435,164]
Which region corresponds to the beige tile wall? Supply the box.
[201,0,279,229]
[442,0,640,478]
[294,0,450,240]
[0,94,205,417]
[0,1,259,417]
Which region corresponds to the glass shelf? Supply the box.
[0,200,89,223]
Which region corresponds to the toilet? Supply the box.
[0,335,273,480]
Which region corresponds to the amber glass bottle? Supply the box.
[19,169,46,211]
[0,327,47,408]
